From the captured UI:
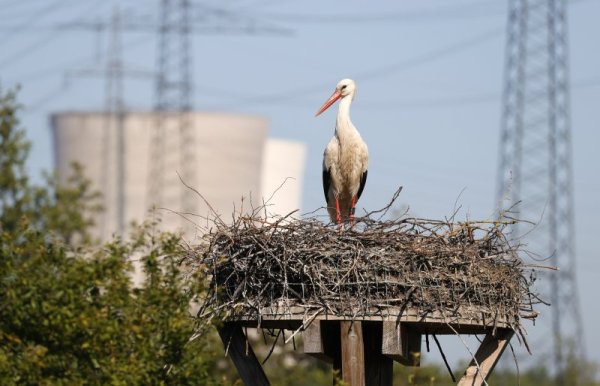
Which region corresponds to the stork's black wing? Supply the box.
[357,170,368,200]
[322,168,331,205]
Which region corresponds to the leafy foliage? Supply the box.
[0,87,31,233]
[0,221,223,385]
[0,87,221,385]
[0,88,101,244]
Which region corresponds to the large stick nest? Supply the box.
[187,190,540,342]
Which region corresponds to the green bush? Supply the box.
[0,87,221,385]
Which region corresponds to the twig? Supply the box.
[433,334,456,383]
[261,329,282,365]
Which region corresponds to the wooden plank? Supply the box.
[363,322,393,386]
[229,305,512,331]
[381,321,422,366]
[457,328,514,386]
[404,328,422,366]
[229,305,511,336]
[340,321,365,386]
[302,320,342,365]
[324,322,342,378]
[218,323,270,386]
[303,320,331,362]
[237,318,502,335]
[381,321,401,357]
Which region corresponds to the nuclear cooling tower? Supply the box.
[260,139,306,218]
[51,111,274,241]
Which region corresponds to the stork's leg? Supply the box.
[350,196,357,224]
[335,195,342,225]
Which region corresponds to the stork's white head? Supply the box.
[336,78,356,98]
[315,78,357,117]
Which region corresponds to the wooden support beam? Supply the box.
[363,322,393,386]
[340,321,365,386]
[303,320,330,362]
[381,321,422,366]
[218,323,270,386]
[306,321,393,386]
[303,320,341,365]
[457,328,514,386]
[325,322,342,379]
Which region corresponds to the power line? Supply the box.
[199,74,600,111]
[0,0,80,40]
[234,0,291,11]
[10,34,152,83]
[203,26,504,110]
[355,27,503,81]
[0,0,108,69]
[49,3,291,36]
[24,81,70,113]
[28,72,600,114]
[0,0,49,13]
[244,0,596,24]
[14,17,152,113]
[0,5,61,23]
[250,0,503,24]
[363,77,600,109]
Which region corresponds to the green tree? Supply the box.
[0,87,221,385]
[0,88,32,233]
[0,88,101,244]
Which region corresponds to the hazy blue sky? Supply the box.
[2,0,599,372]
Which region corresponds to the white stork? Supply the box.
[315,78,369,224]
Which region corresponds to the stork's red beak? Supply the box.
[315,90,342,116]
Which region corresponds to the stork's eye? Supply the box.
[341,85,347,90]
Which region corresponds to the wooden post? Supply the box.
[363,322,393,386]
[457,328,514,386]
[304,320,328,362]
[381,321,422,366]
[303,320,341,365]
[340,321,365,386]
[218,323,270,386]
[325,322,343,380]
[305,321,393,386]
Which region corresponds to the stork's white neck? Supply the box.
[335,95,358,141]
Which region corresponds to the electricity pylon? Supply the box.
[59,1,290,233]
[496,0,585,381]
[148,0,194,223]
[146,0,291,229]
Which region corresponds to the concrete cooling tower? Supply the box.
[51,111,305,242]
[261,139,306,217]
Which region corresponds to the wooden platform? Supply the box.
[230,305,512,334]
[218,306,514,386]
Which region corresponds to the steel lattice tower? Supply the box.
[146,1,289,227]
[496,0,585,379]
[148,0,194,222]
[105,8,126,237]
[62,2,288,236]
